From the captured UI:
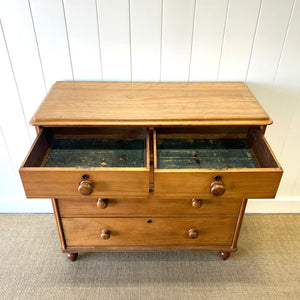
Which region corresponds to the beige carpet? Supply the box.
[0,214,299,299]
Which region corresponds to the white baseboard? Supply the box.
[0,197,299,214]
[245,199,300,213]
[0,197,53,213]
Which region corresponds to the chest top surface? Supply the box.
[30,81,271,126]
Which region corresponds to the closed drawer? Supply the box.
[19,127,150,198]
[154,127,283,199]
[58,196,241,217]
[62,217,237,247]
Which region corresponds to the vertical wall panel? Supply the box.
[0,0,46,141]
[30,0,73,89]
[264,0,298,158]
[130,0,162,81]
[161,0,195,81]
[246,0,295,110]
[270,0,300,199]
[64,0,102,80]
[190,0,228,81]
[218,0,261,81]
[291,166,300,200]
[277,94,300,199]
[0,127,22,197]
[97,0,131,81]
[0,23,31,172]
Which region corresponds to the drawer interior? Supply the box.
[154,127,280,170]
[23,127,149,169]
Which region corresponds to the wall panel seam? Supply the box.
[267,0,296,111]
[27,0,47,92]
[0,126,14,173]
[0,20,31,143]
[188,0,197,82]
[95,0,103,81]
[217,0,230,82]
[269,0,297,184]
[61,0,74,82]
[245,0,263,82]
[159,0,164,82]
[128,0,133,82]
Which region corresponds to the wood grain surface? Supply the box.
[19,127,150,198]
[154,169,282,199]
[62,216,237,247]
[30,82,272,126]
[154,127,283,198]
[58,196,242,217]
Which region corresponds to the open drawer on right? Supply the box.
[153,127,283,199]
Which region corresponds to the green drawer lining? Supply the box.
[157,138,257,169]
[44,138,145,168]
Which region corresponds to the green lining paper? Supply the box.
[44,138,145,168]
[157,138,257,169]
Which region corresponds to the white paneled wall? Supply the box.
[0,0,299,213]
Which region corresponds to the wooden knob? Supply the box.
[188,228,198,239]
[97,198,108,209]
[78,180,93,196]
[210,181,225,196]
[192,199,202,208]
[100,229,110,240]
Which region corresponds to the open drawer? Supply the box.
[154,127,283,199]
[20,127,150,198]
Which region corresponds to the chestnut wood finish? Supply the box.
[51,199,66,250]
[66,252,78,262]
[30,82,272,127]
[61,217,237,247]
[219,251,230,261]
[19,82,283,261]
[57,196,242,217]
[19,128,150,198]
[154,128,282,199]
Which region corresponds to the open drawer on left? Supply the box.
[19,127,150,198]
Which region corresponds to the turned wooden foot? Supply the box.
[219,251,230,260]
[66,252,78,262]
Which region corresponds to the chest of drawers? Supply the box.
[19,82,283,261]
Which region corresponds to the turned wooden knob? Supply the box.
[78,180,93,196]
[192,199,202,208]
[97,198,108,209]
[188,228,198,239]
[100,229,110,240]
[210,181,225,196]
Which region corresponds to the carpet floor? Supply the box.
[0,214,299,299]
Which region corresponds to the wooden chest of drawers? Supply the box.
[19,82,283,261]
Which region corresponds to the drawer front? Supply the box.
[20,169,149,198]
[154,128,283,199]
[154,170,282,199]
[58,197,242,217]
[62,217,237,247]
[19,128,150,198]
